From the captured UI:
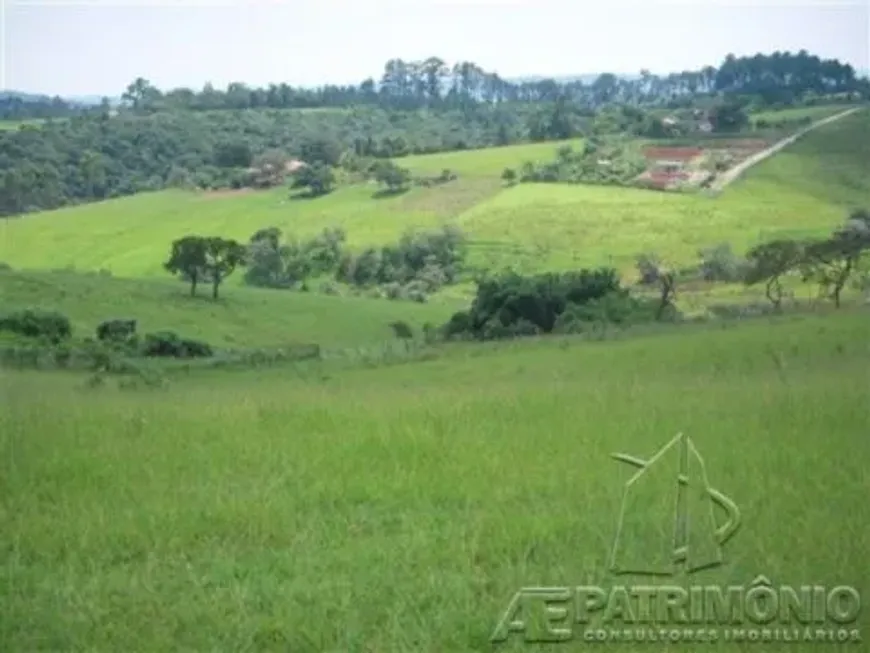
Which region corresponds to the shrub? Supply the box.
[140,331,214,358]
[0,309,72,343]
[635,253,662,285]
[96,318,137,342]
[443,268,634,340]
[698,242,747,282]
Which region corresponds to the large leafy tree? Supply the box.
[164,235,246,299]
[202,237,247,299]
[164,235,208,296]
[743,239,805,310]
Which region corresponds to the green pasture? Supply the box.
[3,308,867,651]
[749,104,858,124]
[399,138,584,177]
[0,267,457,349]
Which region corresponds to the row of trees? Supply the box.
[6,50,861,120]
[441,210,870,342]
[633,210,870,318]
[743,210,870,309]
[165,224,469,302]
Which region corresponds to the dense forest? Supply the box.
[0,50,866,218]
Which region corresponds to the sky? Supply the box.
[2,0,869,97]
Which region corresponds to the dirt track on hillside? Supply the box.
[708,107,863,193]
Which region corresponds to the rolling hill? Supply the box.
[3,306,867,650]
[0,267,458,349]
[2,103,868,653]
[1,109,867,281]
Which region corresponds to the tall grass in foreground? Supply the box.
[2,311,868,651]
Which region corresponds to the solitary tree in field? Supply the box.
[202,237,247,299]
[165,235,208,296]
[743,239,804,310]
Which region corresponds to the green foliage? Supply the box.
[388,321,414,339]
[164,235,246,299]
[501,167,517,185]
[411,168,457,188]
[96,318,137,343]
[0,308,72,343]
[371,160,411,194]
[140,331,214,358]
[244,226,347,289]
[444,268,636,340]
[709,101,750,133]
[164,235,209,296]
[336,225,467,299]
[697,242,747,282]
[800,209,870,307]
[744,239,806,308]
[518,137,648,187]
[292,162,335,197]
[213,141,253,168]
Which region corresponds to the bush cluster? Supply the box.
[0,310,216,373]
[244,223,467,301]
[517,138,648,187]
[0,309,72,343]
[442,268,669,341]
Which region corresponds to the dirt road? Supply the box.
[708,106,864,193]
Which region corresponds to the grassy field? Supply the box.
[3,308,867,651]
[400,138,583,177]
[0,118,49,131]
[1,109,867,283]
[749,104,857,124]
[0,267,458,349]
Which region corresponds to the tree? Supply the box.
[164,235,208,296]
[292,163,335,197]
[214,141,253,168]
[121,77,161,112]
[801,209,870,308]
[202,237,247,299]
[372,160,411,194]
[299,136,343,167]
[744,239,804,310]
[501,168,517,186]
[708,101,749,133]
[637,258,678,320]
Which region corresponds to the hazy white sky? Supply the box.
[3,0,869,97]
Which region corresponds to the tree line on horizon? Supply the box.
[2,50,865,121]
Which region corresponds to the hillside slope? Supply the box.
[3,308,868,650]
[455,108,870,273]
[0,268,457,348]
[0,109,866,278]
